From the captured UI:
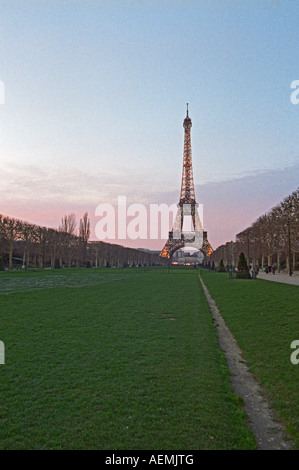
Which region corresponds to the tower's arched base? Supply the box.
[159,203,213,259]
[160,232,213,259]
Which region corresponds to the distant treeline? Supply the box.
[206,188,299,271]
[0,212,166,269]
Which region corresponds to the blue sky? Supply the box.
[0,0,298,248]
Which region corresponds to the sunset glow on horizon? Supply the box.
[1,1,299,251]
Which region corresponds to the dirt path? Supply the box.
[198,274,293,450]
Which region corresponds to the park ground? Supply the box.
[0,267,298,449]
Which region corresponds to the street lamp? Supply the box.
[286,202,293,277]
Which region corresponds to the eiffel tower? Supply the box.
[160,104,213,259]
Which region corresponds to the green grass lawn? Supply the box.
[0,268,256,449]
[199,270,299,448]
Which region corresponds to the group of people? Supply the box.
[248,264,278,275]
[248,265,259,277]
[265,264,277,274]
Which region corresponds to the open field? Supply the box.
[0,267,257,450]
[200,270,299,448]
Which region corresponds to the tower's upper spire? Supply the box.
[183,103,192,129]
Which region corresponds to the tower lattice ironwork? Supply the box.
[160,104,213,259]
[180,103,196,205]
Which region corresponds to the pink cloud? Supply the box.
[1,163,298,251]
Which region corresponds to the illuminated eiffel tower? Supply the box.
[160,104,213,259]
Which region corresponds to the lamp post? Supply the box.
[286,202,293,277]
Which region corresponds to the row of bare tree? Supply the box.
[206,188,299,272]
[0,212,165,269]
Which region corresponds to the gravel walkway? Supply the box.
[198,274,293,450]
[257,271,299,286]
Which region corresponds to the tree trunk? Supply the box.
[39,251,43,269]
[8,241,13,269]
